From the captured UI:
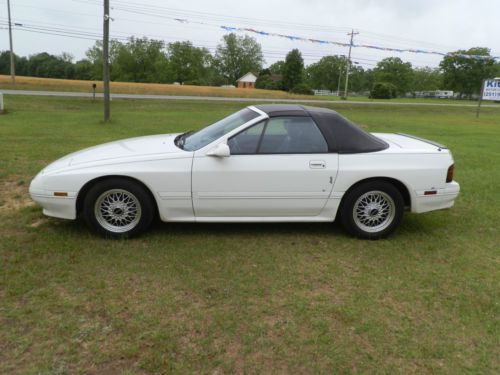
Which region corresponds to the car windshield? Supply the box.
[181,108,259,151]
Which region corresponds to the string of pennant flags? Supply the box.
[172,18,499,61]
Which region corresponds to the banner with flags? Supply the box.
[172,18,498,61]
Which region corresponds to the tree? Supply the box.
[348,65,368,93]
[166,41,211,84]
[372,57,413,96]
[305,55,344,91]
[73,59,94,80]
[112,37,168,82]
[255,68,282,90]
[25,52,74,79]
[214,33,263,84]
[282,49,304,91]
[0,51,27,76]
[494,62,500,77]
[85,39,123,80]
[440,47,495,98]
[411,67,442,92]
[269,60,285,75]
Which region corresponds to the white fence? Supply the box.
[313,89,337,96]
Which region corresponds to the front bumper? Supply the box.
[29,173,77,220]
[413,181,460,213]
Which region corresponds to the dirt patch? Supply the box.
[0,176,34,214]
[30,217,50,228]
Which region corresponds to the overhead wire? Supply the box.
[1,0,484,67]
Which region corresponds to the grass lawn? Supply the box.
[0,96,499,374]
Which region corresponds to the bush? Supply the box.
[290,83,314,95]
[255,74,282,90]
[370,82,397,99]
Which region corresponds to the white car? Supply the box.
[29,105,460,239]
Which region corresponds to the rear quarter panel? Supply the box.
[334,151,454,211]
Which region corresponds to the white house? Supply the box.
[236,72,257,89]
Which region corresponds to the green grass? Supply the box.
[0,96,499,374]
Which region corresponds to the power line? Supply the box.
[3,0,496,57]
[1,19,435,69]
[71,0,472,51]
[3,0,491,62]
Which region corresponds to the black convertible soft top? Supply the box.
[254,104,388,154]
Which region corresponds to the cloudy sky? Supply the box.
[1,0,498,69]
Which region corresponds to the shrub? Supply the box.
[290,83,314,95]
[256,74,282,90]
[370,82,397,99]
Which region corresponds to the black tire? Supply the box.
[339,181,404,239]
[82,178,155,239]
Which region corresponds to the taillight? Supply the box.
[446,164,454,183]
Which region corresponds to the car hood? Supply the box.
[43,133,189,173]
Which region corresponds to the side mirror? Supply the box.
[206,142,230,157]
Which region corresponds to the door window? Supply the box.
[259,117,328,154]
[228,121,265,154]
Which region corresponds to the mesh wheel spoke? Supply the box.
[94,189,142,233]
[353,190,396,233]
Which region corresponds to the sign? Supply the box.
[482,79,500,101]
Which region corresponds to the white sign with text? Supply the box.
[482,79,500,101]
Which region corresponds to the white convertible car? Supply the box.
[30,105,460,239]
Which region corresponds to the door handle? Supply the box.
[309,160,326,169]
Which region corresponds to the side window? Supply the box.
[258,117,328,154]
[228,121,265,154]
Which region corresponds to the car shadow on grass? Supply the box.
[148,219,347,237]
[26,209,442,241]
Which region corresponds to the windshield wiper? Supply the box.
[174,131,193,150]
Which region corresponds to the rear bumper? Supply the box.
[413,181,460,213]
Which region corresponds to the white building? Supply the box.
[236,72,258,89]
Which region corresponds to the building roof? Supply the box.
[236,72,258,82]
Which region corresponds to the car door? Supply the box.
[191,116,339,218]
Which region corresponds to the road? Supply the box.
[1,89,499,108]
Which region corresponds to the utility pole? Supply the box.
[336,64,342,97]
[7,0,15,84]
[337,55,345,97]
[103,0,110,122]
[343,29,359,100]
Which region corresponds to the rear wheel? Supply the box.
[82,178,154,238]
[339,181,404,239]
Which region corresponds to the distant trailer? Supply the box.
[413,90,454,99]
[434,90,454,98]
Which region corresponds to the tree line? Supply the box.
[1,33,499,98]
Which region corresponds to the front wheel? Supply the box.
[82,178,155,238]
[339,181,404,239]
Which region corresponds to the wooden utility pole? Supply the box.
[343,29,359,100]
[7,0,15,84]
[103,0,110,122]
